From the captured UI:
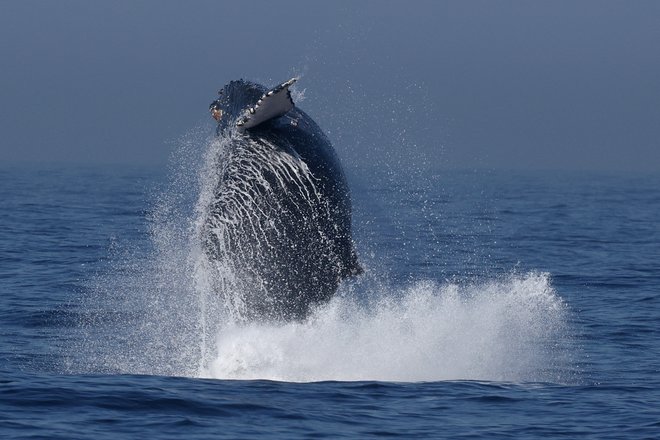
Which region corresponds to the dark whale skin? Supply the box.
[203,80,361,322]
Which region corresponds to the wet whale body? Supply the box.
[203,78,362,322]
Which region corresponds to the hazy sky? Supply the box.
[1,1,659,171]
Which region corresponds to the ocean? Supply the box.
[1,138,659,437]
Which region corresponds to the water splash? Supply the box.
[77,127,573,383]
[204,272,568,383]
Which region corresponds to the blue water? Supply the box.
[1,154,659,437]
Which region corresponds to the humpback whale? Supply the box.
[203,78,361,322]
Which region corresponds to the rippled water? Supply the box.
[1,159,659,438]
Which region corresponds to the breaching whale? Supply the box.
[203,78,362,322]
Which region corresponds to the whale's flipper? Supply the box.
[237,77,298,131]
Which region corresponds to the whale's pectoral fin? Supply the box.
[237,77,298,131]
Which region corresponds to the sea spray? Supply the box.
[76,127,573,383]
[204,272,568,382]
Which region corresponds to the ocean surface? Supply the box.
[1,146,659,437]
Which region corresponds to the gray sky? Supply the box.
[1,0,659,171]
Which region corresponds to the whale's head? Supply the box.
[209,80,266,131]
[209,78,298,134]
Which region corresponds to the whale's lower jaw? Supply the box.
[202,132,352,323]
[205,78,360,322]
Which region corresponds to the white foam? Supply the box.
[202,272,568,383]
[80,126,573,384]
